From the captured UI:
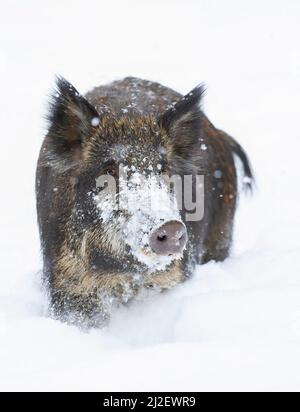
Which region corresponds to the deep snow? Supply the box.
[1,0,300,391]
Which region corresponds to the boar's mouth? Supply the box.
[88,247,181,275]
[130,246,185,273]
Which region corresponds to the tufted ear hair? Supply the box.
[44,76,100,172]
[159,84,205,132]
[47,76,100,145]
[159,84,205,158]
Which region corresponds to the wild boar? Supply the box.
[36,76,253,326]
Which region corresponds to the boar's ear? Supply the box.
[47,76,100,145]
[159,85,205,147]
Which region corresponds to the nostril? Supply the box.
[157,234,167,242]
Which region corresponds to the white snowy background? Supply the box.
[0,0,300,392]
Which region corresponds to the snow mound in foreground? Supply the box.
[1,242,300,391]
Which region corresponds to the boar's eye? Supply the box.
[158,162,168,175]
[102,164,118,178]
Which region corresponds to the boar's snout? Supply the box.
[149,221,188,256]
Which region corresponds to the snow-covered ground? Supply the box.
[1,0,300,392]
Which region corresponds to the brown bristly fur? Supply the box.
[36,76,253,327]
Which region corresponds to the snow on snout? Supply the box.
[123,173,183,271]
[93,171,183,270]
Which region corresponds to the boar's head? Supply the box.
[46,77,205,279]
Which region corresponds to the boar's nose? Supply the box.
[149,221,188,256]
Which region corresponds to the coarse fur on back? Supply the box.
[36,76,253,327]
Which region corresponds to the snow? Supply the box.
[1,0,300,392]
[94,171,183,271]
[91,117,100,127]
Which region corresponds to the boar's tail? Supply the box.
[222,133,254,192]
